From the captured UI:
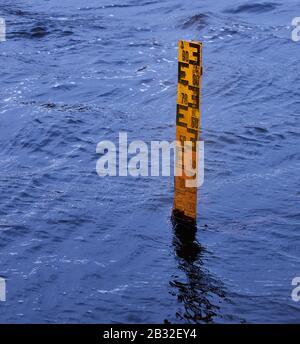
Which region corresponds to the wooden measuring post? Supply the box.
[173,40,202,225]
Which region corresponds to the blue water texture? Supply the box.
[0,0,299,323]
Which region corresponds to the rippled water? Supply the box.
[0,0,299,323]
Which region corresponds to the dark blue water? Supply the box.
[0,0,299,323]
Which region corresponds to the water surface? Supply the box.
[0,0,299,323]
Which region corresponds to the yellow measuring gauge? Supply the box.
[173,40,202,224]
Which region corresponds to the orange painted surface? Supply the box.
[173,40,202,222]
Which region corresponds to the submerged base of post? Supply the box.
[171,209,196,228]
